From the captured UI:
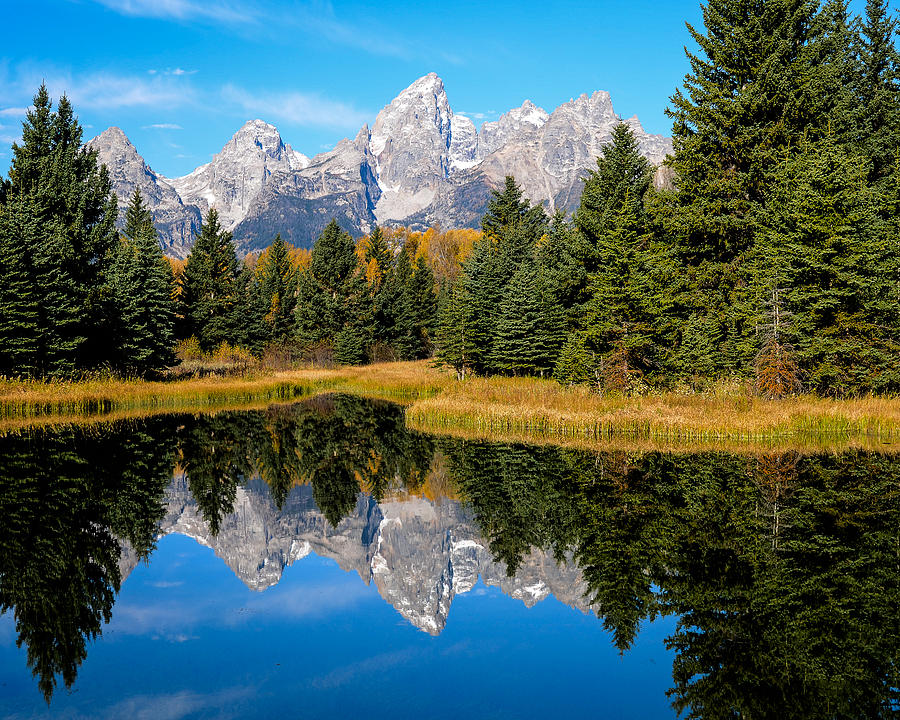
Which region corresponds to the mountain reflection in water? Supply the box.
[1,393,899,718]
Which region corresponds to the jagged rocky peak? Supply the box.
[167,118,308,231]
[477,99,550,159]
[370,72,453,222]
[554,90,616,126]
[222,118,308,168]
[97,73,675,256]
[87,125,201,259]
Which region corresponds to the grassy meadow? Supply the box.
[2,361,899,452]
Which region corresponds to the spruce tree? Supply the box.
[363,226,392,275]
[0,197,41,376]
[178,209,242,352]
[758,135,900,395]
[537,211,591,330]
[490,257,566,377]
[854,0,900,185]
[294,219,371,363]
[455,236,505,372]
[443,176,548,375]
[581,198,675,387]
[665,0,830,377]
[3,85,118,375]
[107,189,176,375]
[402,253,438,359]
[255,233,298,343]
[435,278,476,379]
[575,123,651,256]
[482,175,548,240]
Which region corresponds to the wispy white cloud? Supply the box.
[221,84,370,130]
[293,2,410,59]
[143,122,183,130]
[457,110,498,121]
[89,0,257,25]
[103,686,253,720]
[148,68,198,76]
[88,0,412,59]
[0,63,196,112]
[309,648,420,690]
[64,72,194,110]
[0,107,27,117]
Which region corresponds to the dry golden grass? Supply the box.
[3,362,900,452]
[404,373,900,448]
[0,361,446,424]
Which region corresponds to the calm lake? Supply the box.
[1,395,898,719]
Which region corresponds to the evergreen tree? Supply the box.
[0,197,41,376]
[758,136,900,395]
[490,257,567,376]
[435,278,476,379]
[665,1,833,377]
[254,234,298,343]
[2,85,118,375]
[553,333,597,386]
[363,225,392,274]
[107,189,176,375]
[402,252,438,359]
[814,0,858,143]
[367,227,403,354]
[294,219,372,362]
[439,177,548,375]
[856,0,900,184]
[178,209,242,352]
[482,175,548,240]
[575,123,652,255]
[581,198,675,388]
[537,212,591,330]
[454,236,505,372]
[573,123,674,388]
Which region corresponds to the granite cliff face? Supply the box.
[87,127,203,258]
[164,119,309,232]
[120,475,596,635]
[92,73,672,256]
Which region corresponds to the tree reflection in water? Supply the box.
[1,395,898,717]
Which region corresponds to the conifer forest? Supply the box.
[1,0,898,399]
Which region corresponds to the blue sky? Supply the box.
[0,0,874,179]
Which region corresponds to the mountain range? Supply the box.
[118,475,596,635]
[89,73,673,258]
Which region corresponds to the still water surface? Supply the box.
[1,395,898,718]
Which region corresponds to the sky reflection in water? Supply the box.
[1,394,898,719]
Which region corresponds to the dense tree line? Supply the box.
[1,0,897,396]
[434,0,900,396]
[0,86,437,375]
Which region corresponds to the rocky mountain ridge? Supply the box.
[119,475,596,635]
[90,73,673,257]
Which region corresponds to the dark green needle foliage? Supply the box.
[178,209,245,352]
[0,85,118,376]
[254,233,298,344]
[107,189,177,376]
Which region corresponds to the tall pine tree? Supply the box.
[2,85,118,376]
[178,209,243,352]
[107,189,176,375]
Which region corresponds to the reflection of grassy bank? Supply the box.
[3,361,900,448]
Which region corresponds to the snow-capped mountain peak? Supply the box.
[92,73,672,256]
